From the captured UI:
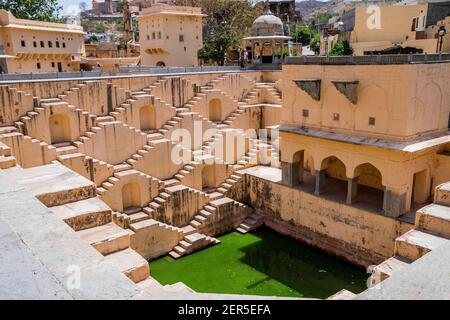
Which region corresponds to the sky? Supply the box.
[58,0,91,16]
[57,0,329,16]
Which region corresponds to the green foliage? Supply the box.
[309,33,321,54]
[198,29,240,65]
[293,25,316,46]
[0,0,62,22]
[175,0,263,65]
[95,23,107,33]
[273,48,291,59]
[329,40,353,56]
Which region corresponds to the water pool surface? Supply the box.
[150,227,368,298]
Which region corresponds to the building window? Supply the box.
[37,62,41,69]
[302,109,309,118]
[56,41,60,48]
[147,35,150,40]
[333,113,340,121]
[33,41,37,48]
[158,32,161,39]
[21,40,26,47]
[179,34,184,42]
[62,42,66,48]
[40,41,45,48]
[48,41,53,48]
[166,35,169,40]
[369,117,376,126]
[51,62,55,68]
[152,32,156,39]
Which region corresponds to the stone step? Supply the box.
[77,222,131,256]
[0,126,18,134]
[194,215,207,222]
[199,210,212,218]
[190,220,201,228]
[179,240,192,250]
[370,256,411,287]
[128,211,150,224]
[435,182,450,206]
[204,205,216,213]
[207,192,224,201]
[236,227,248,234]
[173,245,187,255]
[181,225,196,236]
[114,163,132,172]
[50,197,112,231]
[416,203,450,238]
[164,179,180,187]
[168,251,181,259]
[0,156,16,169]
[103,248,149,283]
[326,289,356,300]
[395,229,449,262]
[55,145,78,156]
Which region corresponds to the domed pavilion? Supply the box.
[244,7,292,65]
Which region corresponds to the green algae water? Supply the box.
[150,227,368,298]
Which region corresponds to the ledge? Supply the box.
[279,125,450,153]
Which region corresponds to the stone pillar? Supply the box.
[281,161,303,187]
[314,170,326,195]
[346,177,359,204]
[383,188,408,218]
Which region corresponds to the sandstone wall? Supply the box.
[0,132,56,168]
[197,197,251,236]
[0,85,33,126]
[76,121,147,165]
[245,174,414,268]
[151,184,209,227]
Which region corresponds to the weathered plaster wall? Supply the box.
[243,171,413,268]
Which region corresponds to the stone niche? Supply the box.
[331,80,359,104]
[293,79,321,101]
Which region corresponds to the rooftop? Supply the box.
[285,53,450,65]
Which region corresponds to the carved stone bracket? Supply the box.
[332,80,359,104]
[293,79,321,101]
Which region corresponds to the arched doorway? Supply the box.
[122,182,141,211]
[316,156,347,200]
[49,113,71,144]
[139,105,156,131]
[351,163,384,210]
[156,61,166,67]
[209,99,222,122]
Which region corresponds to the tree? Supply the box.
[96,22,107,33]
[293,25,315,46]
[0,0,62,22]
[329,40,353,56]
[198,28,240,65]
[309,33,321,54]
[174,0,263,64]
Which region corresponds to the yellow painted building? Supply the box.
[322,3,450,55]
[0,10,85,74]
[281,55,450,218]
[138,4,205,67]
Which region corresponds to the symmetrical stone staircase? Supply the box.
[369,182,450,287]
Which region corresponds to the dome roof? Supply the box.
[251,10,285,37]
